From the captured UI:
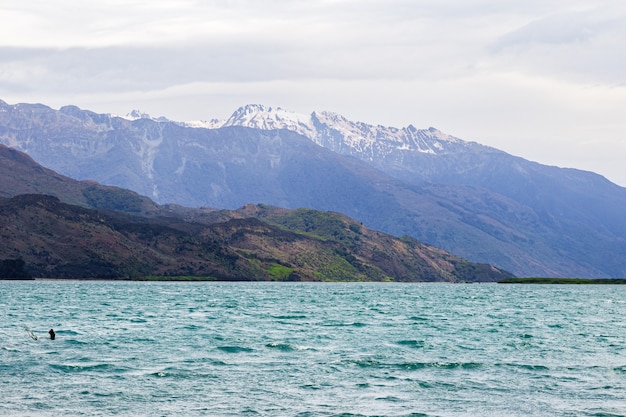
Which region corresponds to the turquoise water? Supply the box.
[1,281,625,416]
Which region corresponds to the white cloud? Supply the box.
[489,6,626,85]
[0,0,625,185]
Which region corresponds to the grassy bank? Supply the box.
[136,275,219,282]
[498,277,626,284]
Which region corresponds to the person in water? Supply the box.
[48,329,55,340]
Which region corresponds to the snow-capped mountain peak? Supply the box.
[222,104,316,136]
[213,104,470,158]
[123,109,153,121]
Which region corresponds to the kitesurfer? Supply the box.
[48,329,56,340]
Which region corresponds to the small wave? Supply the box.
[613,365,626,373]
[271,314,307,320]
[375,395,404,402]
[50,363,120,373]
[396,340,425,349]
[56,329,79,336]
[498,363,550,371]
[130,318,147,323]
[133,337,156,343]
[149,369,218,379]
[349,358,383,368]
[93,391,126,398]
[240,407,262,415]
[1,346,21,353]
[321,320,367,327]
[589,385,615,391]
[398,361,483,370]
[589,413,626,417]
[299,384,323,391]
[433,362,483,370]
[344,359,483,370]
[217,345,254,353]
[266,342,297,351]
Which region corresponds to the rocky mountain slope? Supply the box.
[1,99,625,277]
[217,105,626,239]
[0,144,162,215]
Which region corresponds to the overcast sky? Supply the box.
[1,0,625,185]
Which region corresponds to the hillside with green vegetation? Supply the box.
[244,205,507,282]
[0,145,514,282]
[0,194,513,281]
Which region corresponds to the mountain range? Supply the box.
[0,144,510,282]
[1,99,625,278]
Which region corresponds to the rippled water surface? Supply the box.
[1,281,626,416]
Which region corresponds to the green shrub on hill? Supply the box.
[83,186,145,213]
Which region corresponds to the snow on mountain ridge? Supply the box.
[216,104,469,157]
[122,109,153,121]
[223,104,317,136]
[116,109,223,129]
[180,119,224,129]
[116,104,472,158]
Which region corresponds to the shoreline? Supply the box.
[498,277,626,284]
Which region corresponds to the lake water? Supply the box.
[1,281,625,416]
